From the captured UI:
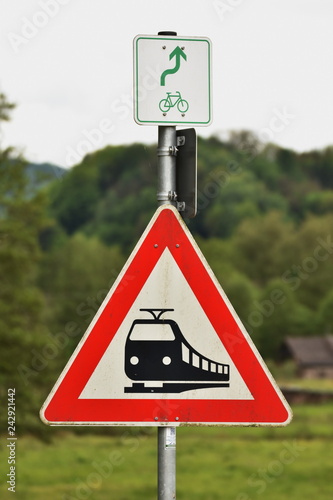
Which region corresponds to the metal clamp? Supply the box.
[157,146,178,157]
[157,190,178,203]
[168,191,177,202]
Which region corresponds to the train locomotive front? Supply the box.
[124,309,230,393]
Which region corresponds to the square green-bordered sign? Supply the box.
[134,35,212,126]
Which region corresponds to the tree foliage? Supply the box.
[43,131,333,361]
[0,97,54,437]
[2,93,333,436]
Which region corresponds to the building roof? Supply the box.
[284,335,333,367]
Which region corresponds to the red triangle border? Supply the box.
[41,206,292,426]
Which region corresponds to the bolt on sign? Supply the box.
[133,35,212,126]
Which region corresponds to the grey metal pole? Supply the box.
[158,427,176,499]
[157,31,177,500]
[157,125,177,207]
[157,125,177,500]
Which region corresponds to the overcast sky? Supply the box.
[1,0,333,168]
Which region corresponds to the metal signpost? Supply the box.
[154,32,200,498]
[40,30,292,500]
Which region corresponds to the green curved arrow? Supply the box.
[160,46,187,86]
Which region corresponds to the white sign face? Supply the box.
[134,35,212,126]
[79,248,253,401]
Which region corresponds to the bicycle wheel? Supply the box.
[177,99,189,113]
[159,99,171,112]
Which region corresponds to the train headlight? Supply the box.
[162,356,171,365]
[130,356,139,365]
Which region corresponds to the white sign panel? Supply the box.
[79,248,253,401]
[134,35,212,126]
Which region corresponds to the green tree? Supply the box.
[230,211,295,286]
[317,289,333,334]
[0,94,53,437]
[0,92,15,122]
[289,214,333,310]
[300,146,333,188]
[50,143,156,250]
[50,160,100,234]
[38,233,126,357]
[304,190,333,215]
[253,281,302,359]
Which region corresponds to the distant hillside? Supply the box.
[48,133,333,249]
[26,162,67,192]
[42,133,333,361]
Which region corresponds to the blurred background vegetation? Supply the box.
[1,92,333,439]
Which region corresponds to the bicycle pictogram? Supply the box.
[159,91,189,114]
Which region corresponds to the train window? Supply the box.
[192,353,200,368]
[129,323,175,341]
[202,359,209,371]
[210,363,217,373]
[181,343,190,363]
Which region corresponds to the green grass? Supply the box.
[1,404,333,500]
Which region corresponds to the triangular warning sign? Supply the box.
[41,205,292,426]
